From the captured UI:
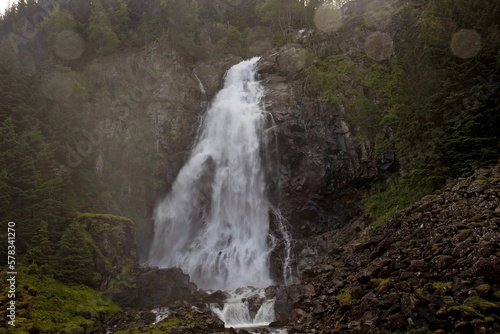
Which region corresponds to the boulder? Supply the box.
[107,267,198,308]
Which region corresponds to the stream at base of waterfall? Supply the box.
[148,57,293,331]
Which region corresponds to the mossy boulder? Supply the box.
[78,213,138,290]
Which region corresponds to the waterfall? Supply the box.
[149,57,273,291]
[210,287,275,329]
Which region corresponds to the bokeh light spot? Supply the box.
[364,1,393,30]
[42,71,73,102]
[364,32,393,61]
[314,4,342,33]
[54,30,84,60]
[451,29,481,59]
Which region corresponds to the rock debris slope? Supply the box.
[267,165,500,333]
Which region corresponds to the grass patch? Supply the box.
[365,181,429,227]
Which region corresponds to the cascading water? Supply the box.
[210,288,276,329]
[150,57,273,291]
[149,57,294,332]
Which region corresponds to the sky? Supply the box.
[0,0,13,14]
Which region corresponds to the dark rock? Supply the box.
[269,312,289,327]
[399,293,416,317]
[399,271,413,280]
[276,44,306,76]
[107,267,198,308]
[204,290,229,305]
[467,180,489,194]
[409,260,430,272]
[433,255,455,269]
[472,256,500,282]
[194,55,243,99]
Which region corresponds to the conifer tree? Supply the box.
[54,222,94,286]
[86,0,120,54]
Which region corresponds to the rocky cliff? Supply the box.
[258,45,395,241]
[81,0,402,263]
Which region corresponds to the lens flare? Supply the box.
[54,30,85,60]
[314,4,342,33]
[451,29,481,59]
[364,32,393,61]
[363,1,392,30]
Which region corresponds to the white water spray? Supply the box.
[210,288,275,329]
[149,57,273,291]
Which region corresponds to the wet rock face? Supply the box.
[194,55,243,99]
[268,165,500,334]
[258,47,395,241]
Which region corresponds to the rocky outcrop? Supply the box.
[79,213,203,309]
[266,165,500,333]
[107,267,200,309]
[194,55,243,99]
[79,213,137,290]
[258,46,395,242]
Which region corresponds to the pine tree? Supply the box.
[86,0,120,54]
[54,222,94,286]
[25,221,51,266]
[0,119,75,250]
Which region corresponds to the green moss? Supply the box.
[82,229,113,272]
[464,296,497,311]
[454,321,470,330]
[482,316,494,323]
[77,212,134,225]
[160,317,185,329]
[437,304,481,317]
[455,229,472,239]
[338,287,353,306]
[468,214,485,223]
[432,243,442,250]
[433,282,452,290]
[437,296,498,321]
[0,267,120,333]
[423,194,438,202]
[121,258,136,277]
[442,296,454,305]
[371,278,389,291]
